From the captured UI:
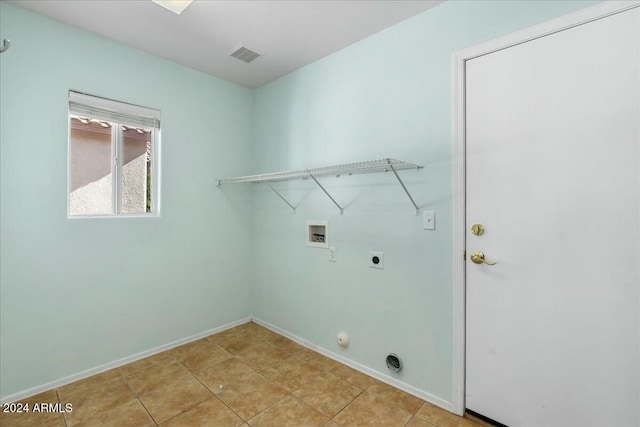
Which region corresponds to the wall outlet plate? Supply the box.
[369,251,384,269]
[329,246,336,262]
[423,210,435,230]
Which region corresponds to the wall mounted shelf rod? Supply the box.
[387,159,420,215]
[266,183,296,212]
[308,173,344,215]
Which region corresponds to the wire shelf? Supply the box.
[216,158,423,215]
[217,158,422,184]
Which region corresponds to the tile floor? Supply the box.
[1,322,483,427]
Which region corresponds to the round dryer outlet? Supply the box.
[369,251,384,269]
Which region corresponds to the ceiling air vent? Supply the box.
[230,44,260,63]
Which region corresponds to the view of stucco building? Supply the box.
[69,116,150,215]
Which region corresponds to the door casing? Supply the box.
[450,0,640,416]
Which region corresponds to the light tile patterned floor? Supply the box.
[0,322,483,427]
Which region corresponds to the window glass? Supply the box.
[69,116,114,215]
[121,125,152,214]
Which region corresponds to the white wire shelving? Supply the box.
[216,158,423,215]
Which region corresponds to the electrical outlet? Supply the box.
[329,246,336,262]
[369,251,384,269]
[423,210,435,230]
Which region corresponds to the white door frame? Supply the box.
[450,0,640,416]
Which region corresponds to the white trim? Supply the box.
[252,317,453,412]
[69,91,160,123]
[151,127,161,216]
[65,214,163,220]
[451,0,640,416]
[451,48,467,416]
[0,317,251,404]
[113,119,121,213]
[455,0,640,62]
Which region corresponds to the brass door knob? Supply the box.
[470,251,497,265]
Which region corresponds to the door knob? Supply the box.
[470,251,497,265]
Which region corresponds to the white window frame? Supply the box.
[67,91,161,218]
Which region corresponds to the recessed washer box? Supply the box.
[306,220,329,248]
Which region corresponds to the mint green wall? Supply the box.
[1,0,599,404]
[0,3,253,398]
[251,0,598,403]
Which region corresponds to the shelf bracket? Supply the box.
[387,159,420,215]
[266,183,296,213]
[308,173,344,215]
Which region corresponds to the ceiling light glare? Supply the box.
[151,0,194,15]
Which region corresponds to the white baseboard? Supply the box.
[251,317,454,413]
[0,317,252,404]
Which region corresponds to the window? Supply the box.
[68,91,160,217]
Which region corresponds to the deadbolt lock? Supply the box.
[471,223,485,236]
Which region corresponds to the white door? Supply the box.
[465,7,639,427]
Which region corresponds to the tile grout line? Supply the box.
[186,360,248,424]
[220,325,333,424]
[292,371,368,421]
[119,368,161,426]
[236,336,304,424]
[56,389,69,427]
[329,387,367,425]
[246,392,293,424]
[179,333,293,424]
[148,395,218,426]
[221,341,314,421]
[134,395,160,426]
[234,324,373,426]
[148,353,226,425]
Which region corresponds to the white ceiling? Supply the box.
[10,0,443,88]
